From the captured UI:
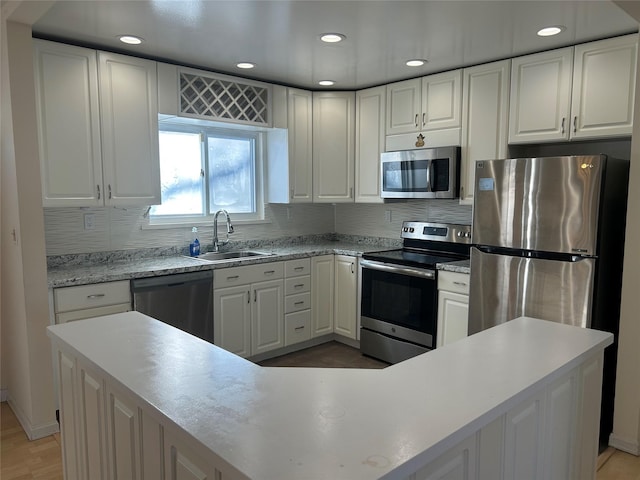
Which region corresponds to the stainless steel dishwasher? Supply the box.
[131,270,214,343]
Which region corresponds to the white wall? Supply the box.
[610,5,640,454]
[1,3,58,440]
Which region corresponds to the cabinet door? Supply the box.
[503,393,546,479]
[33,40,103,207]
[355,86,385,203]
[386,78,421,135]
[460,60,510,205]
[313,92,355,203]
[509,48,573,144]
[334,255,358,339]
[288,88,314,202]
[58,351,84,480]
[106,386,142,480]
[78,363,108,480]
[571,34,637,139]
[421,69,462,132]
[436,290,469,348]
[98,52,161,206]
[251,279,284,355]
[412,435,477,480]
[311,255,335,336]
[214,285,251,358]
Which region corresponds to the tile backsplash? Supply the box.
[44,200,471,256]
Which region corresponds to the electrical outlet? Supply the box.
[384,210,392,223]
[84,213,96,230]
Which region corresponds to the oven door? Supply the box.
[360,259,437,349]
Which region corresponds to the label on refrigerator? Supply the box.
[478,177,494,191]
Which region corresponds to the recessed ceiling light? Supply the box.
[406,59,428,67]
[236,62,255,69]
[320,33,346,43]
[318,80,335,86]
[537,26,565,37]
[119,35,143,45]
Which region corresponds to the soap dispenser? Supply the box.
[189,227,200,257]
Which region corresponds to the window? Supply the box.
[150,123,263,223]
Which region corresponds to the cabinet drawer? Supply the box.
[214,262,284,288]
[285,258,311,277]
[54,281,131,313]
[437,271,470,295]
[56,303,131,324]
[285,276,311,295]
[285,292,311,314]
[284,310,311,346]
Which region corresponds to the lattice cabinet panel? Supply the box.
[179,72,270,126]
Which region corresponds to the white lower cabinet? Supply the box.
[334,255,358,339]
[53,280,131,324]
[436,271,470,348]
[214,262,284,358]
[284,259,312,346]
[311,255,335,336]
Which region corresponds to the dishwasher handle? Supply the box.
[131,270,213,292]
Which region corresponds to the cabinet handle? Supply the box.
[247,291,250,304]
[453,281,468,287]
[264,270,275,275]
[254,290,257,302]
[227,275,239,281]
[86,294,106,299]
[561,117,565,134]
[414,114,419,128]
[573,116,577,133]
[294,301,305,306]
[350,187,353,198]
[351,262,355,274]
[294,326,305,331]
[96,185,101,200]
[422,112,426,126]
[294,284,305,288]
[294,266,304,271]
[460,186,464,198]
[290,188,294,199]
[108,184,112,199]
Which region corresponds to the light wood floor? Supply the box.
[1,342,638,479]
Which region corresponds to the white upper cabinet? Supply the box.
[312,92,355,203]
[267,86,313,203]
[509,48,573,144]
[509,34,637,143]
[355,86,386,203]
[386,77,422,136]
[385,70,462,151]
[34,40,103,207]
[460,59,510,205]
[571,35,637,140]
[34,40,161,207]
[98,52,160,206]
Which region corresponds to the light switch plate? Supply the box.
[84,213,95,230]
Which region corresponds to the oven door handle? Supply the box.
[360,259,435,279]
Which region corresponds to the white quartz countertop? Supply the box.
[47,313,612,480]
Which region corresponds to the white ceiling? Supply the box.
[32,0,639,90]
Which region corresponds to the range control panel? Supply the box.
[401,221,472,244]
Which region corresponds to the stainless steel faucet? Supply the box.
[213,209,234,252]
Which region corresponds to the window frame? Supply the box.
[149,121,265,226]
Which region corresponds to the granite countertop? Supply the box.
[436,259,470,274]
[47,241,397,288]
[47,313,613,479]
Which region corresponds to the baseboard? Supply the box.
[7,395,59,440]
[609,433,640,455]
[0,388,8,402]
[333,334,359,349]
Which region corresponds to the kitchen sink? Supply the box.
[188,250,273,262]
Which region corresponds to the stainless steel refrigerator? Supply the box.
[469,154,629,447]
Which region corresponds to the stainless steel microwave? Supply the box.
[380,146,460,199]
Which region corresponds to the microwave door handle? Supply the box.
[427,159,434,192]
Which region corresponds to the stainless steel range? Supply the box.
[360,221,471,364]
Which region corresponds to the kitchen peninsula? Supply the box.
[48,313,610,480]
